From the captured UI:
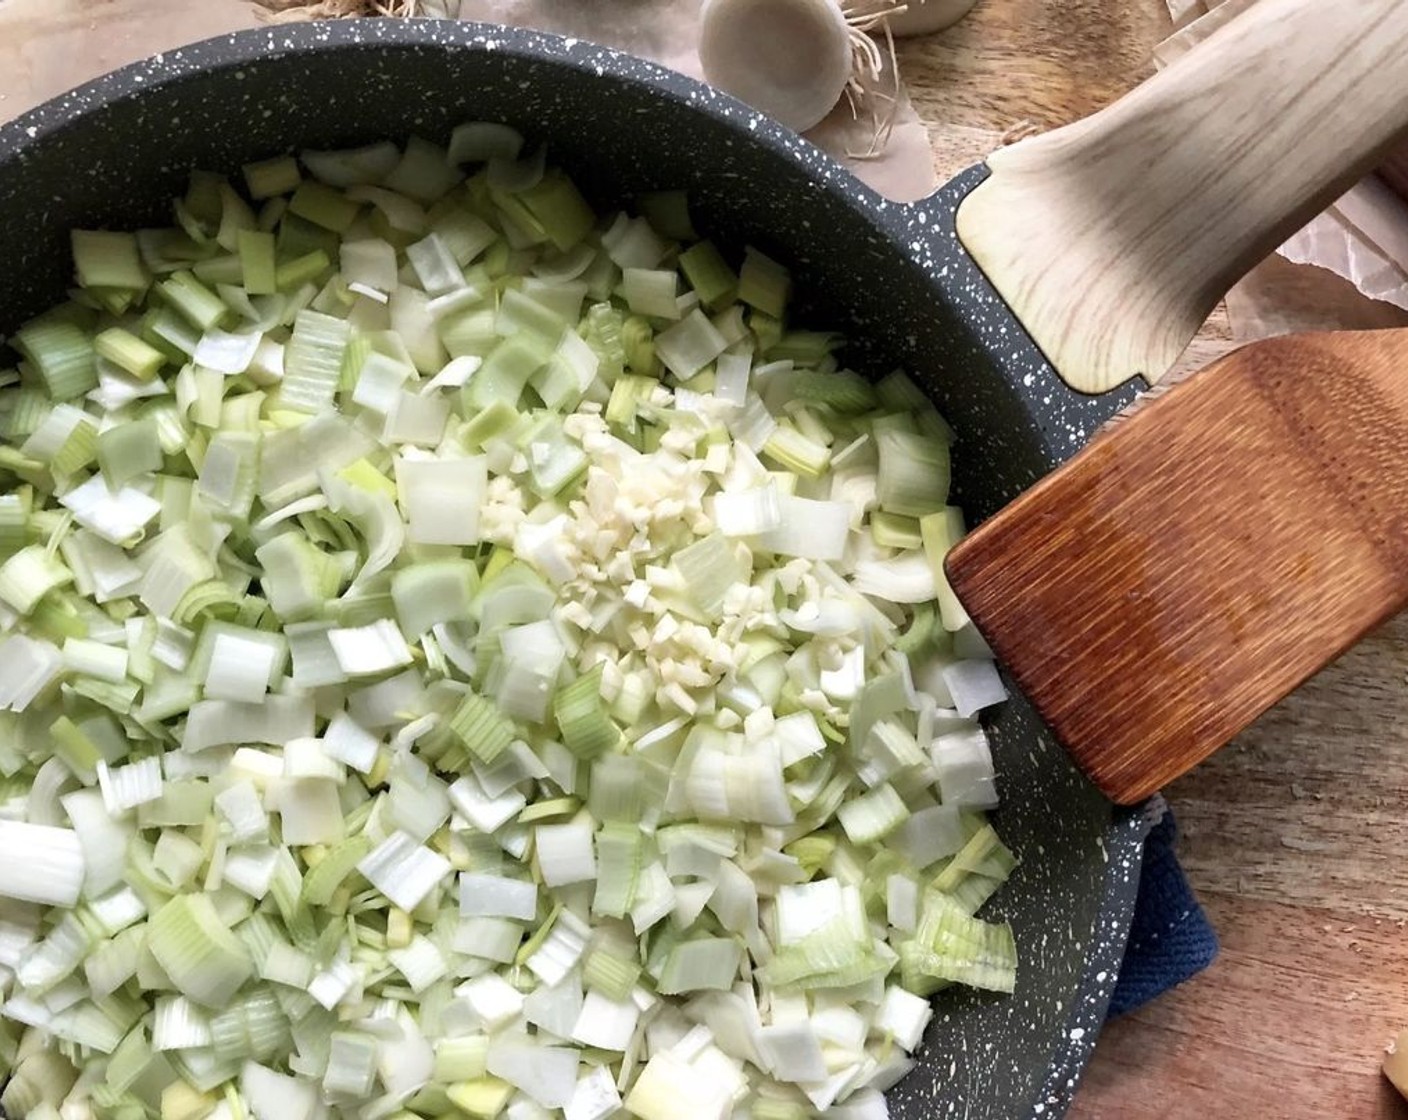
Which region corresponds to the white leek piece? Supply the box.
[0,821,85,905]
[394,455,488,545]
[357,831,452,911]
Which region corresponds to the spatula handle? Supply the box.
[945,328,1408,805]
[955,0,1408,395]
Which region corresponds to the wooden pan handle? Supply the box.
[955,0,1408,395]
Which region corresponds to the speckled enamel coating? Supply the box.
[0,20,1150,1119]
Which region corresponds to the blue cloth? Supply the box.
[1108,810,1218,1017]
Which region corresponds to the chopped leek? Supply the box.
[148,894,255,1008]
[95,327,166,380]
[0,126,1016,1120]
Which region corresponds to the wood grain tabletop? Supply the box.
[898,3,1408,1117]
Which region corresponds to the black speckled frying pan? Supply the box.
[1,3,1406,1116]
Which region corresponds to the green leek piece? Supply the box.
[933,823,1017,895]
[71,230,148,292]
[391,561,479,639]
[210,990,290,1062]
[466,335,550,410]
[216,182,258,254]
[749,309,784,353]
[519,170,596,251]
[459,399,521,450]
[591,822,643,919]
[678,241,738,311]
[14,319,97,400]
[0,492,32,558]
[446,1077,513,1119]
[792,369,876,412]
[142,308,198,362]
[431,208,498,265]
[2,387,51,442]
[657,937,743,994]
[553,666,619,760]
[302,835,374,907]
[901,890,1017,994]
[877,427,951,517]
[637,189,696,241]
[490,187,548,246]
[275,249,332,292]
[517,797,580,825]
[49,715,102,780]
[254,534,341,623]
[441,307,498,360]
[94,327,166,381]
[27,593,88,643]
[158,271,230,332]
[673,532,746,619]
[738,246,790,318]
[280,309,350,414]
[98,419,163,488]
[497,288,569,347]
[894,600,940,657]
[139,779,213,829]
[621,315,659,376]
[288,181,361,233]
[871,511,924,551]
[238,230,278,296]
[783,833,837,879]
[243,155,302,200]
[0,543,73,613]
[836,782,910,844]
[182,171,224,233]
[324,1031,379,1097]
[769,331,839,367]
[172,578,243,627]
[192,254,244,287]
[23,404,97,475]
[581,301,626,381]
[876,368,931,412]
[761,426,831,479]
[148,894,255,1008]
[277,212,340,262]
[759,916,890,992]
[433,1035,491,1083]
[448,692,517,765]
[604,374,656,433]
[584,944,643,1001]
[920,506,968,632]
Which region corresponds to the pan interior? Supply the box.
[0,23,1144,1119]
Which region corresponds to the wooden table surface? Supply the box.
[898,3,1408,1117]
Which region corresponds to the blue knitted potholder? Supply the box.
[1108,809,1219,1017]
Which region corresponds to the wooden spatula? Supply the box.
[945,329,1408,805]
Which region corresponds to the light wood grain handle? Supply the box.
[955,0,1408,395]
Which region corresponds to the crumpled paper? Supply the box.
[1160,0,1408,318]
[0,0,940,203]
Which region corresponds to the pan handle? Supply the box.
[954,0,1408,396]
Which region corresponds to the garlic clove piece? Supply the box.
[698,0,854,135]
